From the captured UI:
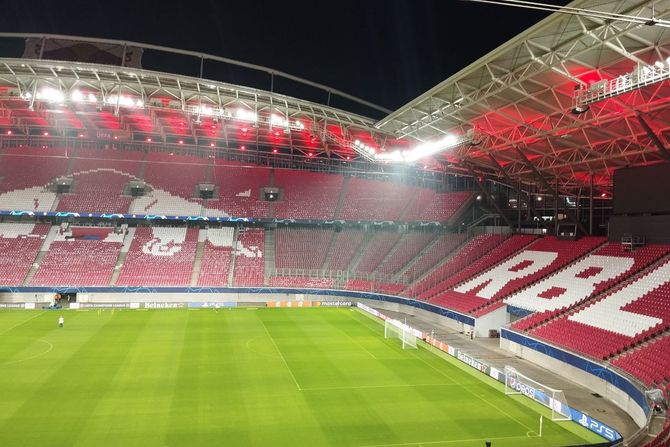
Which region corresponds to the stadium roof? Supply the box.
[1,1,669,194]
[377,0,670,194]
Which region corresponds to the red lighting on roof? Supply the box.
[274,131,280,137]
[241,127,248,133]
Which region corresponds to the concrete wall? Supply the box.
[501,334,647,428]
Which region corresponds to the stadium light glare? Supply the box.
[147,138,152,142]
[70,90,84,102]
[236,108,258,122]
[105,94,142,108]
[6,130,11,135]
[210,143,215,147]
[178,140,184,145]
[88,93,97,103]
[43,132,49,136]
[36,87,65,103]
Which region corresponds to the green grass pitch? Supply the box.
[0,307,604,447]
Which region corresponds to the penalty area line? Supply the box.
[257,315,302,391]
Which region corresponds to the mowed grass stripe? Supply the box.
[0,309,602,447]
[0,310,151,447]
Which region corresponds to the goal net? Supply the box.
[504,366,571,421]
[384,319,418,350]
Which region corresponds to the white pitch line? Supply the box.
[1,338,53,366]
[257,315,302,391]
[359,433,539,447]
[0,311,46,336]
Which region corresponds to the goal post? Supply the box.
[384,319,418,350]
[504,366,571,421]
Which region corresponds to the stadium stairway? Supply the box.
[190,230,207,287]
[137,150,148,179]
[22,225,60,286]
[320,230,339,271]
[263,228,275,286]
[447,192,477,226]
[332,175,350,218]
[373,231,412,274]
[396,192,420,222]
[404,233,506,298]
[109,227,135,286]
[394,232,447,282]
[347,231,375,272]
[226,227,239,287]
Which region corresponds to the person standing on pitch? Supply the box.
[58,316,64,328]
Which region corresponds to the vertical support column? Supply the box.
[517,179,521,231]
[589,174,594,236]
[554,176,559,236]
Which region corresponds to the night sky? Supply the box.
[0,0,569,116]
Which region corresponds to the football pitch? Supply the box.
[0,307,604,447]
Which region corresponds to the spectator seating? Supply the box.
[30,227,123,286]
[197,227,235,286]
[337,177,416,221]
[640,418,670,447]
[511,243,670,331]
[116,227,198,286]
[376,232,435,275]
[144,152,208,199]
[529,259,670,359]
[129,189,204,216]
[72,148,143,176]
[409,234,510,299]
[433,236,605,314]
[0,223,49,285]
[0,148,68,212]
[273,170,343,220]
[275,228,332,269]
[612,333,670,389]
[232,228,265,286]
[344,279,375,292]
[0,148,68,193]
[328,230,365,271]
[402,233,467,282]
[354,231,402,273]
[269,276,335,288]
[56,170,133,214]
[403,190,474,222]
[208,162,270,218]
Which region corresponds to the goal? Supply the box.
[384,319,418,350]
[504,366,571,421]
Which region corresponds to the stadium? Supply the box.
[1,1,670,446]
